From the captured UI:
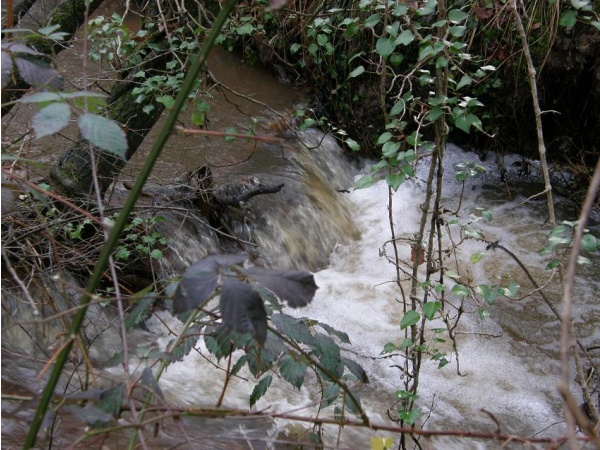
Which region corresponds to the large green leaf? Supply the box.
[422,301,441,320]
[32,103,71,139]
[78,113,128,159]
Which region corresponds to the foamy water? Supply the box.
[143,145,598,448]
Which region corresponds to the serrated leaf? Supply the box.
[100,351,124,369]
[317,322,351,344]
[271,313,316,346]
[400,310,420,329]
[321,382,340,408]
[398,407,421,425]
[279,353,308,389]
[422,301,441,320]
[78,113,127,159]
[14,56,63,89]
[313,332,343,377]
[140,367,165,403]
[250,375,272,407]
[1,52,13,88]
[169,325,202,362]
[342,357,369,383]
[32,102,71,139]
[124,293,155,332]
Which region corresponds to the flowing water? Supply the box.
[2,8,599,447]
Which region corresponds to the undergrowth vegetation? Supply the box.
[1,0,599,449]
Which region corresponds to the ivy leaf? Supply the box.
[456,75,472,90]
[376,37,396,59]
[581,234,598,252]
[395,29,414,46]
[348,65,365,78]
[279,353,308,389]
[422,301,441,320]
[454,113,482,133]
[559,10,577,27]
[451,284,469,297]
[250,375,273,407]
[400,310,420,329]
[32,102,71,139]
[78,113,128,159]
[364,14,381,28]
[398,407,421,425]
[448,9,469,24]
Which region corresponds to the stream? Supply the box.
[2,4,599,448]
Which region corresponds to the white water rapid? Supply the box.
[137,144,599,449]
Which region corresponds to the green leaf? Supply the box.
[470,252,484,263]
[382,141,401,157]
[236,23,254,35]
[418,44,436,60]
[386,173,406,191]
[156,95,175,108]
[390,100,405,116]
[398,407,421,425]
[250,375,273,407]
[348,65,365,78]
[581,234,598,252]
[170,325,202,362]
[395,29,414,46]
[345,138,361,151]
[77,113,127,159]
[377,131,393,145]
[271,313,316,346]
[482,210,493,221]
[456,75,472,90]
[451,284,469,297]
[426,106,443,121]
[354,174,377,190]
[376,37,396,59]
[448,9,468,24]
[364,14,381,28]
[559,10,577,27]
[150,249,163,259]
[342,357,369,383]
[32,102,71,139]
[423,301,441,320]
[400,310,420,330]
[454,113,482,133]
[279,353,308,389]
[381,342,397,354]
[124,294,155,331]
[290,43,301,53]
[313,332,343,377]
